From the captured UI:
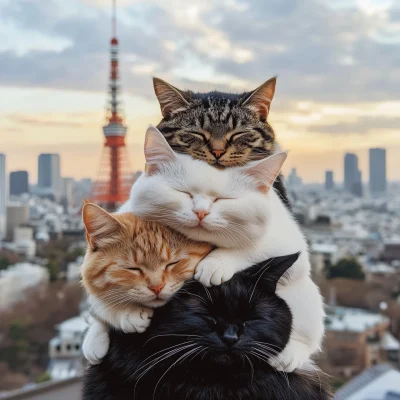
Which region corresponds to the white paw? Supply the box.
[269,341,311,373]
[118,307,154,333]
[194,258,235,287]
[82,330,110,365]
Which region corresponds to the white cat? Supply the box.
[118,126,325,372]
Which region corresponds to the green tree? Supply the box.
[327,257,365,280]
[0,258,9,271]
[46,259,59,281]
[36,372,51,384]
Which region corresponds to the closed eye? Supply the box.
[214,197,235,202]
[187,130,207,142]
[127,267,142,274]
[177,190,193,199]
[230,131,250,142]
[166,261,180,270]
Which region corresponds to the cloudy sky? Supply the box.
[1,0,400,183]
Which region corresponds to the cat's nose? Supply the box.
[194,209,209,221]
[149,284,165,295]
[212,149,225,159]
[221,325,240,346]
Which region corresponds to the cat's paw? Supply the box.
[82,328,110,365]
[269,340,311,373]
[194,258,235,287]
[118,307,154,333]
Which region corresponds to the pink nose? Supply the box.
[212,149,225,159]
[149,284,165,295]
[194,210,209,221]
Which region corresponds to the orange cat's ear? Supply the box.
[243,76,276,121]
[82,203,122,251]
[144,126,176,176]
[242,152,287,193]
[153,77,190,118]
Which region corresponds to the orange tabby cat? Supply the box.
[81,203,212,364]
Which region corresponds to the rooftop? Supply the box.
[326,306,389,333]
[335,364,400,400]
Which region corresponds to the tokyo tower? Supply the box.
[91,0,133,210]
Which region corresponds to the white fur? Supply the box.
[82,296,153,364]
[119,126,325,372]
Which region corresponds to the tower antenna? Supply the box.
[91,0,133,210]
[112,0,116,37]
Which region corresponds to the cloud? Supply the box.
[0,0,400,106]
[309,116,400,134]
[7,114,85,128]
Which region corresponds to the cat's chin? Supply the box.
[209,351,241,366]
[145,298,169,308]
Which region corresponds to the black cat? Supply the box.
[83,253,332,400]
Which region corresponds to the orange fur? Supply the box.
[81,203,212,311]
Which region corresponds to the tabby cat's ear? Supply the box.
[144,126,177,175]
[82,203,122,251]
[153,77,190,118]
[242,151,287,193]
[242,77,276,121]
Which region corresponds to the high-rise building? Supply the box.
[369,148,387,194]
[6,203,29,240]
[344,153,362,196]
[287,168,303,188]
[0,154,6,238]
[325,170,334,190]
[61,177,75,209]
[38,154,61,200]
[10,170,29,196]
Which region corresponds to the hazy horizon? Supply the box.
[1,0,400,183]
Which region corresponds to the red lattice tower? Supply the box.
[91,0,133,210]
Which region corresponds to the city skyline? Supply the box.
[1,147,394,192]
[2,0,400,183]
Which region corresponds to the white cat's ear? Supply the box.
[82,203,122,250]
[144,126,176,175]
[243,151,287,193]
[153,77,190,118]
[242,77,276,121]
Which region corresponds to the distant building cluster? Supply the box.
[285,147,388,200]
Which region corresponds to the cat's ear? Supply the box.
[246,253,300,292]
[153,77,190,118]
[82,203,122,251]
[242,151,287,193]
[242,77,276,121]
[144,126,177,175]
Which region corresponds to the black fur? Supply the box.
[83,254,331,400]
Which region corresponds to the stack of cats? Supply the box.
[82,77,325,372]
[83,253,332,400]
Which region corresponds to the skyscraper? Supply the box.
[0,154,6,238]
[369,148,387,194]
[287,168,303,188]
[38,154,61,200]
[344,153,362,196]
[10,171,29,196]
[325,170,334,190]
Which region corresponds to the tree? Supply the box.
[46,259,59,282]
[327,257,365,280]
[36,372,51,384]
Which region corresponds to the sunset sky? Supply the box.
[1,0,400,183]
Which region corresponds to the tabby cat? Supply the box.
[153,77,289,206]
[81,203,212,364]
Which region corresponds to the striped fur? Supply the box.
[154,77,278,168]
[81,203,212,311]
